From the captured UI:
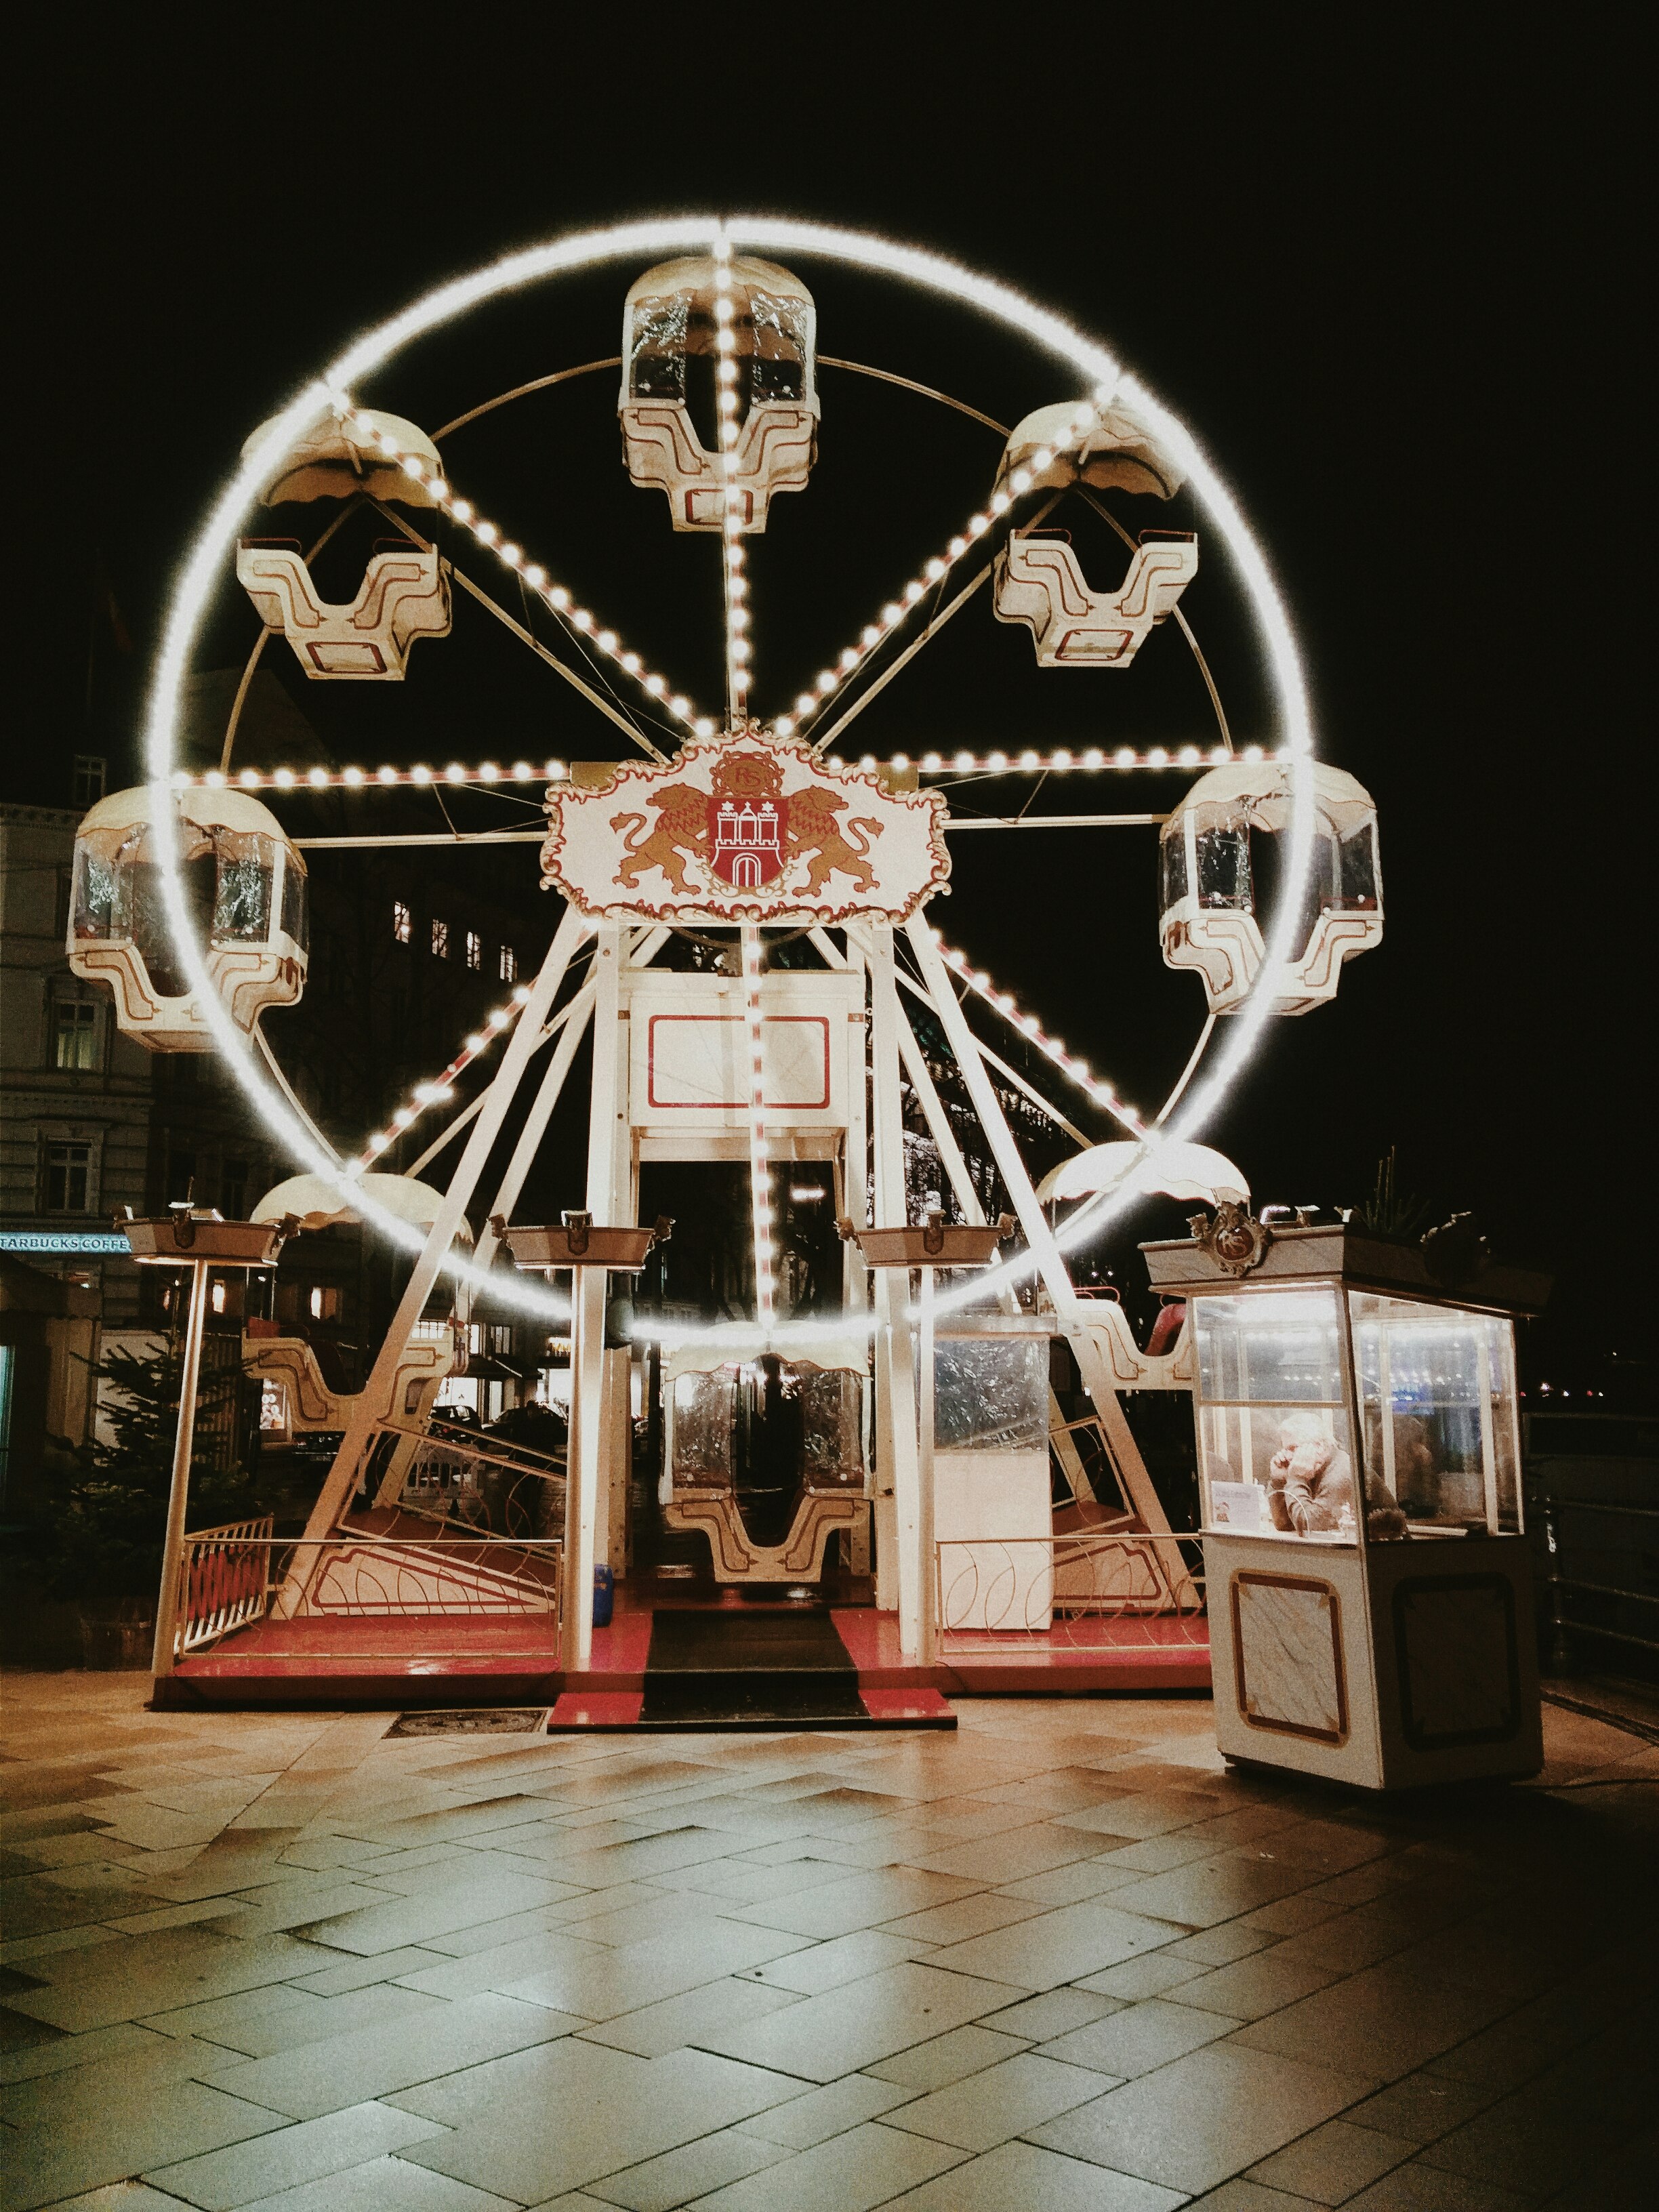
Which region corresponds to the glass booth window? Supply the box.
[1349,1292,1521,1534]
[1193,1288,1364,1542]
[934,1338,1048,1454]
[627,295,691,402]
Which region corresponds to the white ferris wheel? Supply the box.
[69,219,1383,1675]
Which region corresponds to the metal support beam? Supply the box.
[569,926,628,1667]
[282,906,591,1589]
[869,925,925,1656]
[150,1258,210,1680]
[903,916,1173,1543]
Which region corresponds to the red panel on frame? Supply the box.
[646,1013,832,1111]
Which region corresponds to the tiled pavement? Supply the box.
[2,1676,1657,2211]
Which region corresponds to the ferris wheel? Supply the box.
[70,219,1383,1672]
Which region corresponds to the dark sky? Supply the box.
[14,20,1644,1390]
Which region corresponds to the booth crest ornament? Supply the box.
[541,735,950,924]
[1188,1201,1270,1277]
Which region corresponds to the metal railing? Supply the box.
[178,1517,274,1654]
[1539,1492,1659,1664]
[171,1526,562,1660]
[935,1531,1207,1656]
[373,1420,566,1533]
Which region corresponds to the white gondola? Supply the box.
[995,526,1197,667]
[991,399,1194,666]
[235,407,451,678]
[1036,1139,1250,1208]
[68,784,307,1050]
[662,1325,866,1581]
[236,540,450,679]
[1159,760,1382,1015]
[246,408,445,509]
[993,399,1187,504]
[619,256,818,531]
[245,1175,466,1434]
[249,1172,472,1237]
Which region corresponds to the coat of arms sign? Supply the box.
[541,735,951,925]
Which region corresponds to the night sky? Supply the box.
[14,25,1643,1393]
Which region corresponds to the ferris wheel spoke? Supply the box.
[886,960,1088,1149]
[339,405,716,746]
[356,945,597,1175]
[219,498,373,775]
[897,930,1151,1141]
[432,357,621,442]
[1073,485,1232,756]
[1154,1013,1217,1128]
[445,562,668,760]
[253,1029,342,1166]
[366,495,672,763]
[808,493,1067,757]
[811,563,994,758]
[772,390,1110,749]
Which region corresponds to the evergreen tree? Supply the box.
[41,1342,261,1605]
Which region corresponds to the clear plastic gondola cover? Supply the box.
[619,256,818,531]
[68,784,308,1050]
[1158,760,1381,1016]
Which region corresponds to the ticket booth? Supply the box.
[1143,1218,1549,1789]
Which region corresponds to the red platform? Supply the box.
[158,1602,1208,1711]
[833,1607,1212,1696]
[155,1616,561,1709]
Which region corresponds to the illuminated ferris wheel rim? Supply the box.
[140,214,1319,1330]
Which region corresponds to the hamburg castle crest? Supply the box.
[708,749,788,888]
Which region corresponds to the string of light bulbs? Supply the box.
[352,983,534,1170]
[741,927,777,1330]
[712,241,752,728]
[173,761,569,792]
[860,744,1271,775]
[927,928,1151,1139]
[773,392,1119,744]
[167,746,1272,794]
[331,403,716,739]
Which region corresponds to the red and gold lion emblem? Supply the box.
[543,735,947,925]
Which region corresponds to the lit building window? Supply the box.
[210,1280,228,1315]
[431,918,449,959]
[72,756,106,809]
[466,931,483,971]
[499,945,516,982]
[44,1141,91,1212]
[309,1284,325,1319]
[54,1001,98,1070]
[392,900,411,943]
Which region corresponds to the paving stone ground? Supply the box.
[2,1675,1656,2211]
